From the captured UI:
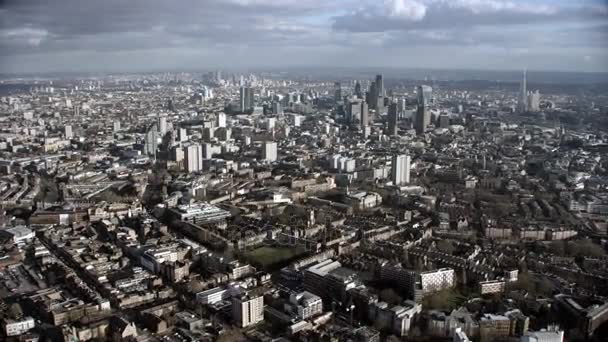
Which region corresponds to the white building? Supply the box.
[289,291,323,320]
[453,327,472,342]
[232,293,264,327]
[3,317,35,336]
[217,112,227,128]
[521,329,564,342]
[184,144,202,172]
[391,154,411,185]
[64,125,73,139]
[262,141,278,162]
[158,115,168,136]
[420,268,455,294]
[2,226,35,246]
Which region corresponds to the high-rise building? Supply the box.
[262,141,277,162]
[144,123,158,159]
[216,112,226,128]
[361,101,369,128]
[184,144,201,173]
[518,70,528,113]
[368,82,377,109]
[334,82,343,104]
[348,99,362,124]
[391,154,411,185]
[375,74,384,98]
[239,87,254,112]
[158,115,168,136]
[113,121,121,133]
[64,125,73,139]
[415,85,432,135]
[178,128,188,142]
[354,81,362,98]
[171,146,184,163]
[232,293,264,328]
[272,102,283,115]
[527,90,540,112]
[387,103,398,136]
[439,114,450,128]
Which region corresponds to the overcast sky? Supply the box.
[0,0,606,74]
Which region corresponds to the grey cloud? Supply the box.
[332,1,608,33]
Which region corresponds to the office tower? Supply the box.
[368,82,377,109]
[439,114,450,128]
[387,103,398,136]
[348,99,362,124]
[518,70,528,113]
[216,112,226,128]
[184,144,201,173]
[171,146,184,163]
[239,87,246,112]
[334,82,342,104]
[216,127,231,141]
[113,121,121,132]
[354,81,362,98]
[415,85,432,135]
[178,128,188,142]
[232,293,264,328]
[158,115,168,136]
[391,154,411,185]
[64,125,73,139]
[239,87,254,112]
[528,90,540,112]
[144,123,158,159]
[271,102,283,115]
[361,101,369,128]
[262,141,277,162]
[375,74,384,98]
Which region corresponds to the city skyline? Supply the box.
[0,0,607,74]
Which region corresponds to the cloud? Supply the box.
[0,0,606,73]
[385,0,427,20]
[332,0,607,32]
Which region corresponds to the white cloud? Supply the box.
[384,0,427,20]
[0,27,49,46]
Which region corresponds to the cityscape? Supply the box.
[0,1,608,342]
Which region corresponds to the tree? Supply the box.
[548,241,566,256]
[436,240,456,255]
[379,288,403,305]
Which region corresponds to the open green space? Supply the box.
[243,246,306,269]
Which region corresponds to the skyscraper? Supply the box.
[354,81,362,98]
[262,141,278,162]
[415,85,432,135]
[375,74,384,98]
[368,82,377,109]
[64,125,73,139]
[184,144,201,173]
[518,70,528,113]
[391,154,411,185]
[528,90,540,112]
[334,82,343,104]
[361,101,369,128]
[239,86,254,112]
[158,115,168,136]
[387,102,398,136]
[217,112,226,128]
[347,99,362,124]
[144,122,158,159]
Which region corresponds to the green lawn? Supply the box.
[243,246,305,269]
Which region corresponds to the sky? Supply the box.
[0,0,607,74]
